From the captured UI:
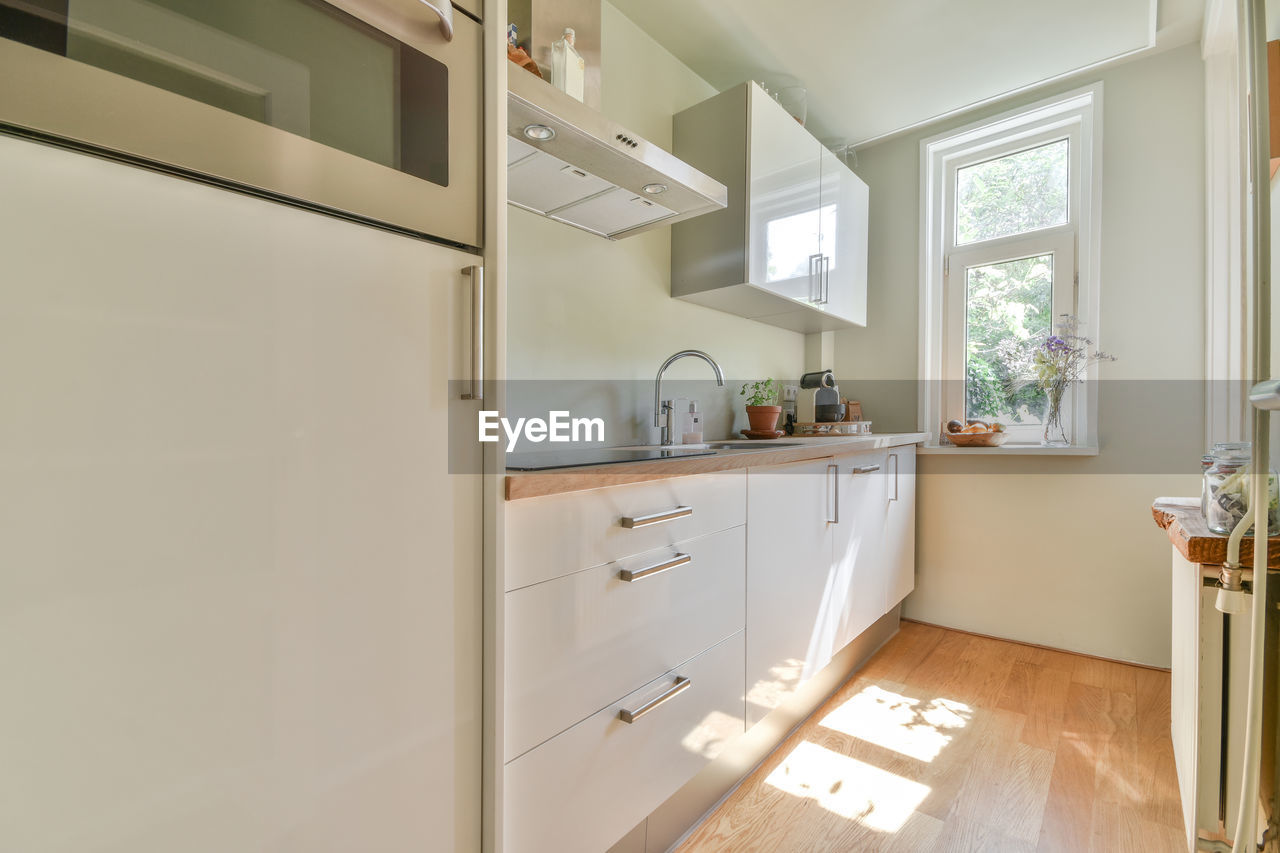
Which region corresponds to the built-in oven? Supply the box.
[0,0,481,248]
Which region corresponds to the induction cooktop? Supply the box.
[505,447,715,471]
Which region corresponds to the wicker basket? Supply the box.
[941,425,1009,447]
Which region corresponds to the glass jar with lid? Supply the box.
[1203,442,1280,535]
[1203,442,1245,517]
[1200,452,1215,517]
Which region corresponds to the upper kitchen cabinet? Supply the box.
[671,82,869,331]
[818,146,870,325]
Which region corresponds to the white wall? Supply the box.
[834,44,1208,666]
[506,3,806,444]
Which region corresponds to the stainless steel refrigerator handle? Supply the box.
[461,266,483,400]
[889,453,899,501]
[618,677,691,724]
[828,463,839,523]
[620,506,692,528]
[619,553,691,582]
[416,0,455,41]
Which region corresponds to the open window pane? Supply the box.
[965,255,1053,425]
[956,139,1068,245]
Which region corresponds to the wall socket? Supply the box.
[782,384,799,402]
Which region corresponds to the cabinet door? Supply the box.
[0,136,481,851]
[884,446,918,609]
[748,85,822,305]
[816,148,869,325]
[745,457,836,726]
[832,449,890,649]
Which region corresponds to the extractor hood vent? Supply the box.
[507,70,727,240]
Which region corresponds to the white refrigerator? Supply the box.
[0,133,483,851]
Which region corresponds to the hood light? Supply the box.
[524,124,555,141]
[642,183,668,195]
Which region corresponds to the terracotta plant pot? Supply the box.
[745,405,782,433]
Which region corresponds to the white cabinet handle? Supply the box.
[416,0,455,41]
[461,265,483,400]
[619,553,691,582]
[618,677,691,724]
[828,463,839,523]
[808,253,823,303]
[620,506,692,528]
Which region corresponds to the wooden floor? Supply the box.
[677,622,1185,853]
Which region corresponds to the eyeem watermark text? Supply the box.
[479,411,605,452]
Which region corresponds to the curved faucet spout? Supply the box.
[653,350,727,444]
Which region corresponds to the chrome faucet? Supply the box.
[653,350,726,445]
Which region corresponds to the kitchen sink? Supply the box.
[707,442,802,450]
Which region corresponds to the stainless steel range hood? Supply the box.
[507,69,727,240]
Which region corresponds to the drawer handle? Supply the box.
[417,0,455,41]
[850,464,881,475]
[620,506,693,528]
[618,677,692,724]
[619,553,691,582]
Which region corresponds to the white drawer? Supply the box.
[505,470,746,591]
[505,526,745,762]
[504,631,746,853]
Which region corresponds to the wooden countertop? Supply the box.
[505,433,929,500]
[1151,496,1280,569]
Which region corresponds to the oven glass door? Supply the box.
[0,0,478,245]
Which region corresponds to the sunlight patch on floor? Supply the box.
[818,684,972,762]
[1061,731,1142,802]
[764,740,931,832]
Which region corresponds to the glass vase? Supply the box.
[1042,388,1069,447]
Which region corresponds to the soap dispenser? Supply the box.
[682,401,703,445]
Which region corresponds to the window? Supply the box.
[920,86,1101,447]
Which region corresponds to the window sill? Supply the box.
[918,442,1099,456]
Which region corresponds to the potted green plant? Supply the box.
[740,379,781,433]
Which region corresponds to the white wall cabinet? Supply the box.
[671,82,869,332]
[746,90,822,305]
[819,146,871,326]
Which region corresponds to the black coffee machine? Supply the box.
[796,370,845,423]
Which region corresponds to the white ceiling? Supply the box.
[609,0,1204,147]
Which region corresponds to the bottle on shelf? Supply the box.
[551,27,585,102]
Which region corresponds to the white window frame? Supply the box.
[919,84,1103,448]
